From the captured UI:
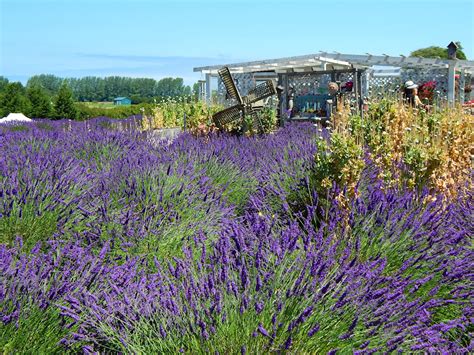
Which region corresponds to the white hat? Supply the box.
[404,80,418,89]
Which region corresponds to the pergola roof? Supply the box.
[194,52,474,75]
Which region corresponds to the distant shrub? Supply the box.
[8,125,29,132]
[143,98,221,131]
[76,103,151,120]
[35,122,54,130]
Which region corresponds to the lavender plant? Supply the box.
[0,118,472,353]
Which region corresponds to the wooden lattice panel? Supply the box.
[288,73,332,96]
[218,73,255,106]
[368,76,402,100]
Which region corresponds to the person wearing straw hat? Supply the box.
[403,80,423,108]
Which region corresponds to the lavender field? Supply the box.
[0,113,473,353]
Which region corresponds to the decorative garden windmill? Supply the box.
[212,67,277,132]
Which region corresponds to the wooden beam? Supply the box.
[287,68,357,77]
[315,56,351,67]
[357,70,363,113]
[278,73,284,126]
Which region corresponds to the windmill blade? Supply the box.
[246,105,264,117]
[212,104,244,128]
[243,80,277,105]
[218,67,243,104]
[246,106,265,133]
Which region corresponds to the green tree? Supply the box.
[0,82,32,117]
[192,82,200,100]
[27,85,53,118]
[0,76,9,93]
[155,77,189,98]
[27,74,63,95]
[182,85,192,97]
[410,42,467,60]
[54,82,77,119]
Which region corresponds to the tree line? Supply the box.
[0,75,200,119]
[26,74,196,102]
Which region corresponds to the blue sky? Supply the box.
[1,0,472,85]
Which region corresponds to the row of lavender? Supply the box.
[1,119,473,353]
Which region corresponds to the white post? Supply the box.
[205,73,211,104]
[364,70,370,98]
[447,61,456,106]
[199,81,206,101]
[459,69,465,103]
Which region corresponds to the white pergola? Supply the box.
[194,51,474,105]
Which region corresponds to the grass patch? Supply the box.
[0,304,76,354]
[0,203,60,248]
[197,157,257,213]
[80,101,116,109]
[74,141,123,171]
[7,125,29,132]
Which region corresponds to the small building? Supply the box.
[113,97,132,106]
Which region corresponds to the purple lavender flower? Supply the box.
[1,121,472,353]
[257,323,271,338]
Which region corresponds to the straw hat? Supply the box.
[404,80,418,89]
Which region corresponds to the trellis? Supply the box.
[195,49,474,113]
[367,76,402,99]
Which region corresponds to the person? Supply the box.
[403,80,423,108]
[286,86,295,118]
[276,85,285,124]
